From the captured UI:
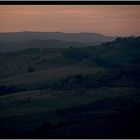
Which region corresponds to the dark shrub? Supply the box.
[27,66,35,73]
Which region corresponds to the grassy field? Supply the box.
[0,87,140,138]
[0,64,104,87]
[0,87,139,117]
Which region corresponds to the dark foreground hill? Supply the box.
[0,36,140,138]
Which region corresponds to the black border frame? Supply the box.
[0,1,140,5]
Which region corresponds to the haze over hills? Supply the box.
[0,32,116,43]
[0,31,116,52]
[0,39,88,52]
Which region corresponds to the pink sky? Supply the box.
[0,5,140,36]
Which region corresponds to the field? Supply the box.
[0,87,140,138]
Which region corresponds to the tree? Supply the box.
[27,65,34,73]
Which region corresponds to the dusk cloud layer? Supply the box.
[0,5,140,36]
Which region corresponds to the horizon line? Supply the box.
[0,31,139,37]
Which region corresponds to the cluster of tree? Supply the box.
[61,36,140,68]
[1,68,139,96]
[0,85,26,96]
[112,36,140,47]
[27,65,35,73]
[41,68,140,92]
[91,36,140,67]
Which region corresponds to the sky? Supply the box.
[0,5,140,36]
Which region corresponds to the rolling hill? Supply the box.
[0,36,140,138]
[0,31,115,44]
[0,39,87,52]
[0,32,116,52]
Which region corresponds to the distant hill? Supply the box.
[0,31,115,44]
[0,39,87,52]
[0,32,116,52]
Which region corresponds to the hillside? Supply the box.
[0,39,88,52]
[0,36,140,138]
